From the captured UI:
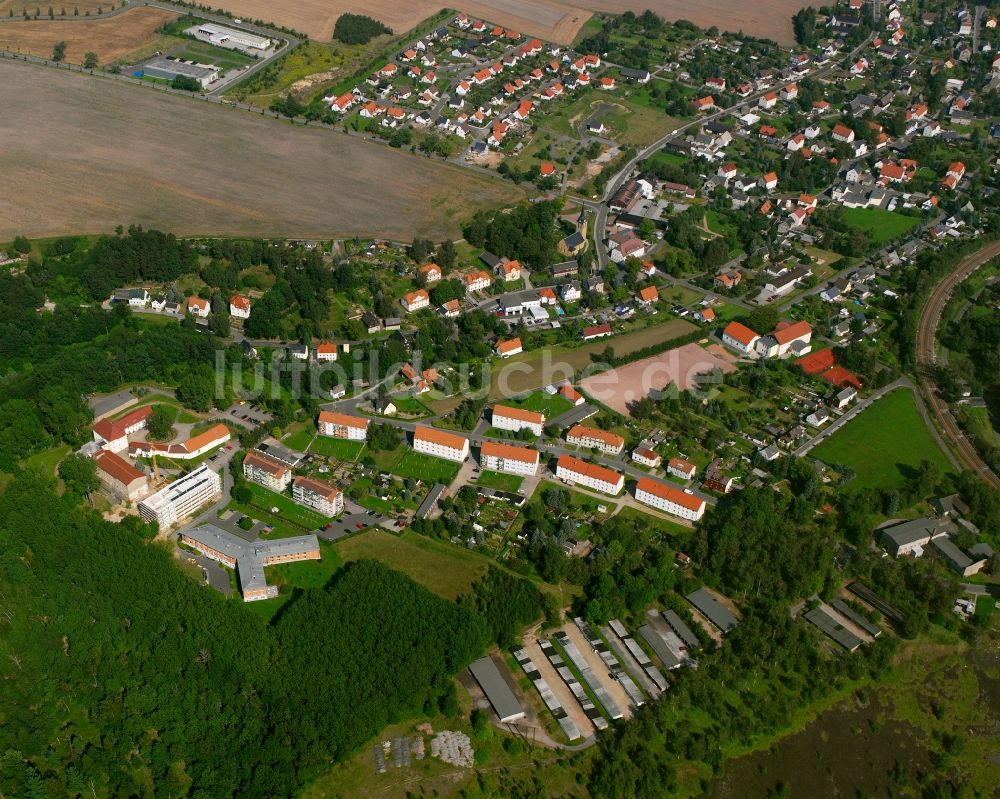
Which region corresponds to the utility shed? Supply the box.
[415,483,445,519]
[830,599,881,638]
[638,625,682,670]
[686,587,740,633]
[662,609,700,650]
[469,656,525,723]
[804,607,863,652]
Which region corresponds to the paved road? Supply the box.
[915,240,1000,489]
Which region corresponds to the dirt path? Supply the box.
[561,622,634,719]
[521,631,595,738]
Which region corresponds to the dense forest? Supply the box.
[0,474,495,797]
[333,13,391,44]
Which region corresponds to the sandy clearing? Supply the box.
[578,341,737,417]
[0,59,524,241]
[574,0,805,46]
[521,631,595,738]
[0,6,176,62]
[561,622,634,719]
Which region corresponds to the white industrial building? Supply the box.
[190,22,272,54]
[138,465,221,528]
[140,56,220,88]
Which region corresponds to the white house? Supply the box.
[230,294,252,319]
[722,321,760,354]
[401,289,431,312]
[187,296,211,317]
[667,458,697,480]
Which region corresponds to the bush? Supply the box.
[333,13,391,44]
[170,75,202,92]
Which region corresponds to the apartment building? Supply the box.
[479,440,540,476]
[634,477,706,521]
[492,404,545,436]
[413,425,470,462]
[566,424,625,455]
[555,454,624,495]
[230,294,252,318]
[317,410,369,441]
[402,289,431,312]
[243,450,292,492]
[94,449,149,502]
[292,475,344,517]
[138,465,221,528]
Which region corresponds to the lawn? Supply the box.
[843,208,921,244]
[266,539,341,590]
[812,389,953,489]
[388,396,433,417]
[309,436,365,461]
[476,470,524,493]
[23,444,71,477]
[507,390,574,419]
[172,40,254,72]
[333,530,488,599]
[282,424,316,452]
[391,450,460,483]
[244,482,329,531]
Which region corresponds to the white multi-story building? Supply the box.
[556,455,623,495]
[315,342,339,362]
[401,289,430,312]
[635,477,706,521]
[631,446,662,468]
[292,476,344,517]
[317,411,369,441]
[492,404,545,436]
[667,458,697,480]
[479,441,540,476]
[230,294,252,319]
[187,296,211,317]
[464,270,492,293]
[413,425,469,462]
[243,450,292,492]
[138,465,221,528]
[566,425,625,456]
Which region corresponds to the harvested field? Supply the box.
[0,0,108,13]
[489,319,696,398]
[578,342,737,416]
[206,0,591,43]
[577,0,806,46]
[0,6,176,62]
[0,60,524,241]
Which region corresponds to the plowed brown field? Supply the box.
[0,6,176,62]
[578,0,804,45]
[0,59,525,241]
[202,0,802,45]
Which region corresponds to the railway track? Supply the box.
[915,240,1000,490]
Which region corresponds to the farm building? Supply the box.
[468,656,525,723]
[138,57,220,88]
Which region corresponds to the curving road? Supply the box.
[915,240,1000,489]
